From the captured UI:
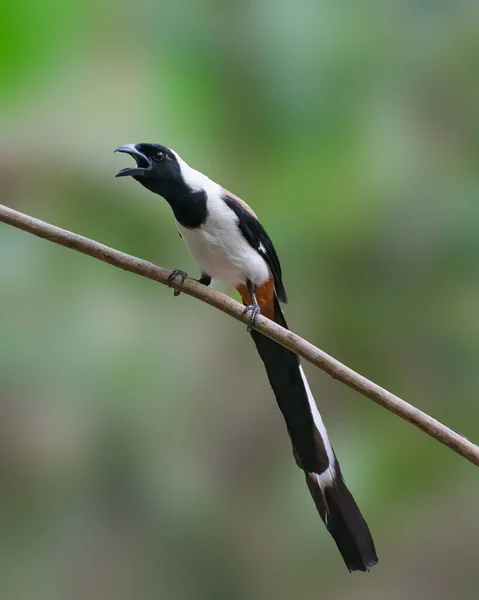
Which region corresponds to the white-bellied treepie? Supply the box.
[115,143,378,572]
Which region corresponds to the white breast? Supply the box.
[177,190,270,288]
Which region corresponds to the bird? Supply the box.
[115,142,378,572]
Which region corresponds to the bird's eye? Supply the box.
[153,151,165,162]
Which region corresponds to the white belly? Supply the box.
[176,200,270,288]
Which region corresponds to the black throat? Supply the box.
[134,177,208,229]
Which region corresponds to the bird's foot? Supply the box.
[242,304,261,332]
[167,269,187,297]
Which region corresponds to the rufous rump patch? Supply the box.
[236,278,275,320]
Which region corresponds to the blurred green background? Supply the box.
[1,1,478,598]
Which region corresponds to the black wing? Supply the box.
[223,193,288,303]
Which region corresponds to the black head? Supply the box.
[114,142,208,228]
[115,143,184,195]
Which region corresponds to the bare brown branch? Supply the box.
[1,203,478,467]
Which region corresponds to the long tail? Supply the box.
[245,289,378,572]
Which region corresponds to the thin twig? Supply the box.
[1,203,478,467]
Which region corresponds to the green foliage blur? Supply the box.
[1,1,478,598]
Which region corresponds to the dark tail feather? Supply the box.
[250,295,378,572]
[306,470,378,572]
[250,299,328,473]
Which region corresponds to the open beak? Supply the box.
[115,144,152,177]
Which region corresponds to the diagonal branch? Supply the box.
[1,202,478,467]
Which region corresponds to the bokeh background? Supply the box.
[1,1,479,598]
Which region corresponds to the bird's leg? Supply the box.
[167,269,187,297]
[198,273,212,287]
[243,280,261,332]
[167,269,211,297]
